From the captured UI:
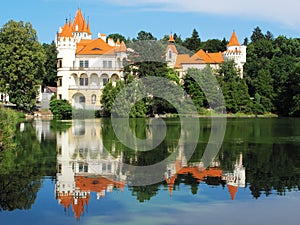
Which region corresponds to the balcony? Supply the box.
[69,85,105,90]
[69,67,123,72]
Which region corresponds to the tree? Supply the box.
[183,28,201,52]
[201,39,227,52]
[42,41,57,88]
[135,30,157,41]
[219,61,252,113]
[49,97,72,119]
[107,33,127,44]
[250,26,265,43]
[0,20,46,112]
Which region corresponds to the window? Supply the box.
[57,78,62,87]
[57,59,62,68]
[103,60,112,68]
[169,50,172,60]
[84,60,89,68]
[79,77,88,86]
[79,163,88,173]
[79,60,89,68]
[91,95,96,104]
[103,78,108,86]
[79,96,86,103]
[59,94,62,100]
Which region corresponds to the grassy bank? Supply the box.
[0,107,25,151]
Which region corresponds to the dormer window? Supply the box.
[92,47,101,51]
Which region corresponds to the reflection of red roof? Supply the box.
[178,166,222,182]
[75,176,125,192]
[57,193,90,219]
[57,176,125,219]
[166,164,223,196]
[227,185,238,200]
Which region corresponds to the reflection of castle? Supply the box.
[55,120,126,219]
[222,153,246,200]
[165,151,245,200]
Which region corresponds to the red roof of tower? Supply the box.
[227,31,240,47]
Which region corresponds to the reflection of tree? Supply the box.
[129,184,160,202]
[0,122,56,211]
[245,143,300,198]
[0,174,41,211]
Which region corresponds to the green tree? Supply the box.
[219,61,252,113]
[183,28,201,52]
[100,81,125,116]
[107,33,127,44]
[201,39,227,52]
[49,97,72,119]
[42,41,57,87]
[0,20,46,112]
[250,26,265,43]
[135,30,157,41]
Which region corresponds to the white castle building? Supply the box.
[56,9,127,110]
[166,31,247,78]
[55,9,246,110]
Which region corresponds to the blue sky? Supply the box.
[0,0,299,44]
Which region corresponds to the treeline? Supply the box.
[105,27,300,116]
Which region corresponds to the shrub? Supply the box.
[49,99,72,119]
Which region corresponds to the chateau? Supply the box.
[56,9,127,110]
[56,9,246,110]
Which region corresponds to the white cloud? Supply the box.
[99,0,300,29]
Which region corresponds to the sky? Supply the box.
[0,0,300,44]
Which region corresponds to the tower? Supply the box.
[56,9,92,100]
[223,31,247,78]
[165,33,178,68]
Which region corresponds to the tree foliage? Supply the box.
[49,97,72,119]
[41,41,57,87]
[245,26,300,115]
[183,28,201,52]
[0,20,46,112]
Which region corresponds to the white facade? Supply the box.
[56,9,127,110]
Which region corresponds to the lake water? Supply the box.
[1,117,300,225]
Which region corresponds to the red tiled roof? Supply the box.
[58,9,91,38]
[76,38,114,55]
[227,185,238,200]
[194,49,224,64]
[227,31,240,47]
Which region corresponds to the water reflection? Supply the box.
[54,119,247,219]
[3,118,300,224]
[55,120,126,219]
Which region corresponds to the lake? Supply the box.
[1,117,300,225]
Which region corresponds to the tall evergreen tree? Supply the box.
[183,28,201,52]
[250,26,265,43]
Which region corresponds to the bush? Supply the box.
[49,99,72,119]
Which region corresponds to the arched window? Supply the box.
[169,50,172,60]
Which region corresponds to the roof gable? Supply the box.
[76,38,114,55]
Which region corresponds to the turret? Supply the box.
[166,33,178,68]
[223,31,247,78]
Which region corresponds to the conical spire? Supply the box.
[227,185,238,200]
[227,30,240,47]
[169,32,175,43]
